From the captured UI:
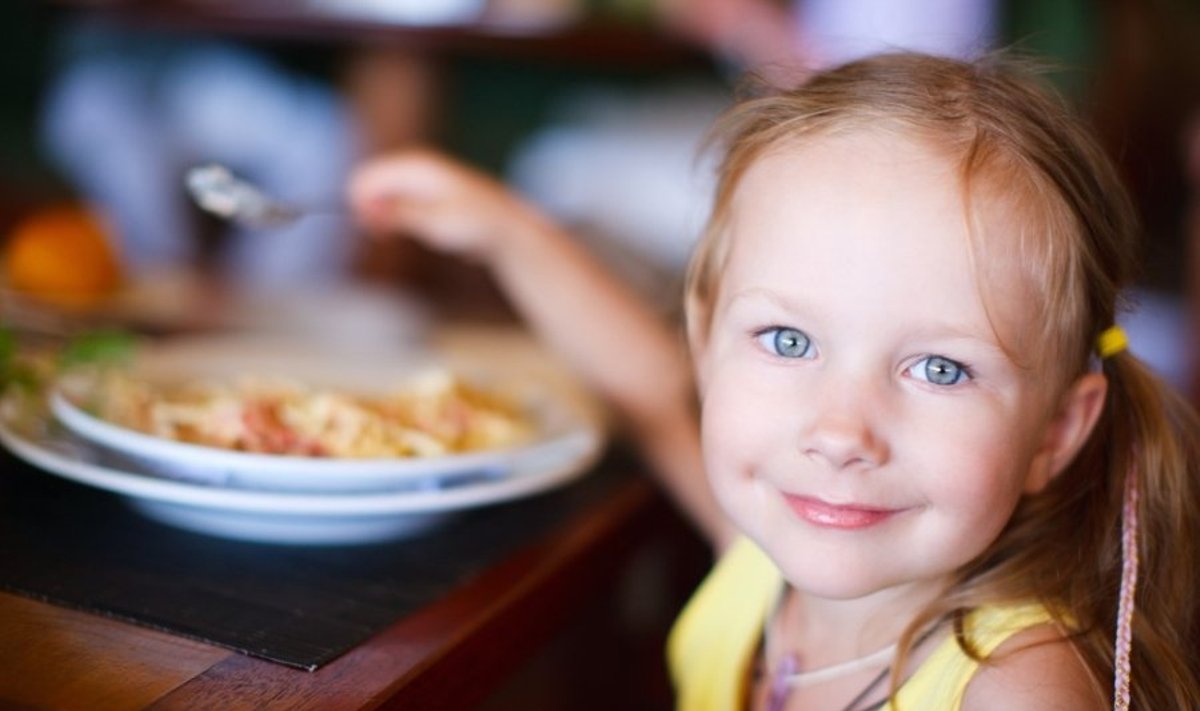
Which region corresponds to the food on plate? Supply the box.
[79,369,534,458]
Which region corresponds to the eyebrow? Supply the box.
[723,288,813,317]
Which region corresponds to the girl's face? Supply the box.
[696,129,1072,601]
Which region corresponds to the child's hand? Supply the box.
[349,148,729,549]
[347,149,534,260]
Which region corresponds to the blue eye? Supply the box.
[909,356,969,386]
[758,327,813,359]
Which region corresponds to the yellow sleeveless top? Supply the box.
[667,538,1051,711]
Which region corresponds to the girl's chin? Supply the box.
[777,557,957,607]
[783,573,894,601]
[758,545,895,599]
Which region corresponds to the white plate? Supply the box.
[49,336,601,493]
[0,397,602,545]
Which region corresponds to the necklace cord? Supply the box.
[783,642,899,688]
[766,615,945,711]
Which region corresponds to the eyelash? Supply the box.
[753,327,973,387]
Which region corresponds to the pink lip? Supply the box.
[783,495,902,530]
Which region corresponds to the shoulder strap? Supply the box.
[668,537,782,711]
[890,603,1052,711]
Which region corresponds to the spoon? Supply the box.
[185,164,337,228]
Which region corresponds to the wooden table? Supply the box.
[0,457,707,710]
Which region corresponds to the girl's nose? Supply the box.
[798,388,890,470]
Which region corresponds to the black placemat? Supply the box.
[0,451,625,670]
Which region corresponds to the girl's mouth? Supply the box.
[783,494,903,530]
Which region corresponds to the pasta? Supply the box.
[85,369,534,458]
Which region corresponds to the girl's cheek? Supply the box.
[702,394,772,481]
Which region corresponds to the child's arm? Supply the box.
[348,149,734,549]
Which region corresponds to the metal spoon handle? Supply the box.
[185,164,341,228]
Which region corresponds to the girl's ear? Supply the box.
[1024,372,1108,494]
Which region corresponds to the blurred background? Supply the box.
[0,0,1197,371]
[0,2,1196,707]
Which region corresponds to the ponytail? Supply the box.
[1097,353,1200,707]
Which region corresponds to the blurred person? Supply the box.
[654,0,995,82]
[37,24,442,352]
[40,25,359,287]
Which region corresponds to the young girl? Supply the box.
[349,53,1200,709]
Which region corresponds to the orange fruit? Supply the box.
[3,203,122,306]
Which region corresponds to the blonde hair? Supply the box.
[685,52,1200,706]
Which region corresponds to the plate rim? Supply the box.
[0,400,603,516]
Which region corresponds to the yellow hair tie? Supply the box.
[1098,325,1128,358]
